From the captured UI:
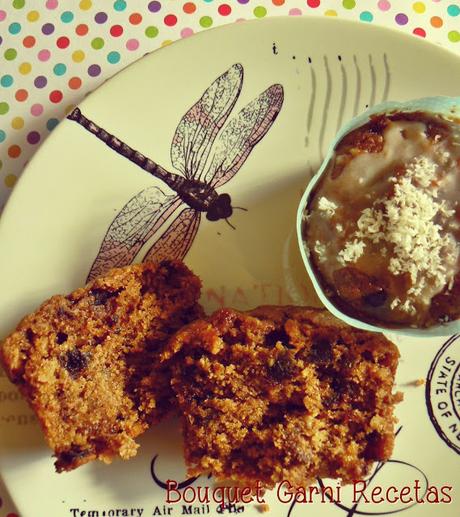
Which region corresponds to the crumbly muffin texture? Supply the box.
[0,260,202,472]
[164,306,400,489]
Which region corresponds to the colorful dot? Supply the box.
[49,90,63,103]
[107,50,120,63]
[68,76,82,89]
[15,88,28,101]
[148,1,162,12]
[218,4,232,15]
[13,0,25,8]
[94,11,107,24]
[9,22,21,34]
[41,22,55,35]
[129,13,142,25]
[4,48,17,60]
[395,13,409,25]
[0,74,13,87]
[47,118,59,131]
[0,102,9,115]
[30,103,43,116]
[237,0,248,2]
[11,116,24,129]
[19,62,31,74]
[431,15,443,27]
[412,2,426,14]
[448,30,460,42]
[145,25,159,38]
[164,14,177,26]
[61,10,74,22]
[57,36,70,48]
[34,75,47,88]
[27,10,40,21]
[307,0,320,7]
[378,0,391,10]
[27,131,41,144]
[325,9,337,16]
[113,0,126,11]
[342,0,355,9]
[110,24,123,37]
[413,27,426,37]
[180,27,194,38]
[38,49,51,61]
[91,37,104,49]
[8,145,21,158]
[199,15,213,27]
[79,0,92,10]
[161,39,173,47]
[0,130,5,142]
[22,35,35,48]
[88,64,101,76]
[126,38,139,51]
[360,11,373,22]
[76,23,89,35]
[5,175,17,188]
[183,2,196,13]
[53,63,67,75]
[448,4,460,16]
[46,0,58,9]
[0,10,6,21]
[272,0,285,5]
[289,8,302,15]
[254,6,267,17]
[4,174,17,188]
[70,51,84,64]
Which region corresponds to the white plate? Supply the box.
[0,17,459,517]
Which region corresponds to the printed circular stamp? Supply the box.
[426,335,460,455]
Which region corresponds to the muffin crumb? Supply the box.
[163,305,400,489]
[0,260,202,471]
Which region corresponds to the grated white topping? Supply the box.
[390,298,401,310]
[314,240,327,263]
[406,156,437,188]
[354,155,458,306]
[338,239,366,265]
[400,299,417,315]
[302,211,311,223]
[317,196,337,218]
[336,223,344,232]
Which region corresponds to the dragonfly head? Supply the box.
[206,193,233,222]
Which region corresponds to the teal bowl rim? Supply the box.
[296,96,460,337]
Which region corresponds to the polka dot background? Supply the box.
[0,0,458,508]
[0,0,458,212]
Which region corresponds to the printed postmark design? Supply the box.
[426,334,460,455]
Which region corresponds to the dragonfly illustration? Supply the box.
[68,63,284,281]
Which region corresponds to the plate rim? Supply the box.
[1,15,460,516]
[1,15,460,232]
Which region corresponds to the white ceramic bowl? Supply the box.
[296,96,460,337]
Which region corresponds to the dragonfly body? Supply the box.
[69,107,230,220]
[68,64,284,280]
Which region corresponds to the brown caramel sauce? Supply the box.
[303,111,460,329]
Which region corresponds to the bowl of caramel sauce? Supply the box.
[297,97,460,335]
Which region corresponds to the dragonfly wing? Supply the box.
[143,209,201,264]
[204,84,284,189]
[171,63,243,181]
[88,186,181,281]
